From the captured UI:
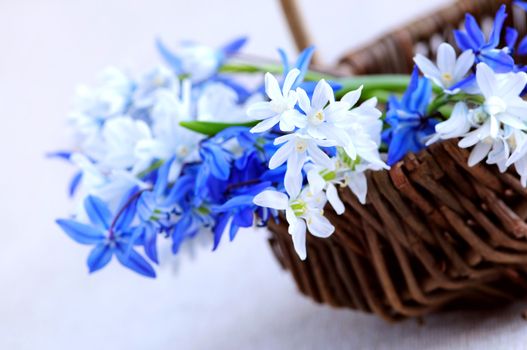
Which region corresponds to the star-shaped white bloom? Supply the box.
[295,79,349,138]
[457,63,527,167]
[269,132,335,197]
[253,188,334,260]
[476,63,527,138]
[248,69,304,133]
[414,43,474,92]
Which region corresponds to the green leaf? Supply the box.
[179,120,259,136]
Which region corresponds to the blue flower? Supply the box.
[454,5,514,73]
[156,36,247,83]
[56,195,156,278]
[132,158,179,263]
[211,150,273,248]
[382,67,438,165]
[169,165,217,253]
[277,46,342,94]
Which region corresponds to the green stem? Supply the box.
[219,62,333,81]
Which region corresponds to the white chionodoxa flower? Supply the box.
[296,80,388,167]
[253,188,334,260]
[269,132,335,197]
[247,68,304,133]
[98,116,153,173]
[69,67,135,161]
[414,43,474,93]
[135,78,202,177]
[294,81,388,207]
[197,82,263,123]
[457,63,527,167]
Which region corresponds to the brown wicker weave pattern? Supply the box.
[269,0,527,321]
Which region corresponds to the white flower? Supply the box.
[269,132,335,197]
[69,67,134,158]
[197,82,260,123]
[295,79,349,139]
[414,43,474,92]
[427,102,471,145]
[475,63,527,138]
[178,43,222,83]
[307,166,345,214]
[99,116,152,173]
[248,69,304,133]
[133,65,178,109]
[253,188,335,260]
[135,79,201,174]
[457,63,527,167]
[296,83,388,170]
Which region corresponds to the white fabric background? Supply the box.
[1,0,527,349]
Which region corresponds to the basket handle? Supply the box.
[278,0,321,65]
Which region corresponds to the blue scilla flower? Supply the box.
[382,67,438,165]
[132,157,180,264]
[212,150,273,248]
[277,46,342,95]
[56,195,156,278]
[454,4,514,73]
[169,164,218,253]
[156,36,247,84]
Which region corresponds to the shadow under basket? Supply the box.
[268,140,527,322]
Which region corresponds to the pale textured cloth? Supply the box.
[2,0,526,349]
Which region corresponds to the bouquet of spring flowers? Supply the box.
[53,3,527,279]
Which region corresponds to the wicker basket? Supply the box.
[271,0,527,322]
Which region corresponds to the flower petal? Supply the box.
[307,169,326,194]
[347,172,368,204]
[306,213,335,238]
[265,72,282,101]
[289,219,307,260]
[453,50,475,81]
[284,155,304,198]
[311,79,332,111]
[115,246,156,278]
[84,195,112,229]
[307,143,333,169]
[269,141,293,169]
[247,101,275,119]
[87,243,113,273]
[249,115,280,133]
[476,63,497,98]
[341,86,363,108]
[56,219,106,245]
[436,43,456,74]
[282,68,301,94]
[326,184,345,215]
[253,190,289,210]
[468,141,492,166]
